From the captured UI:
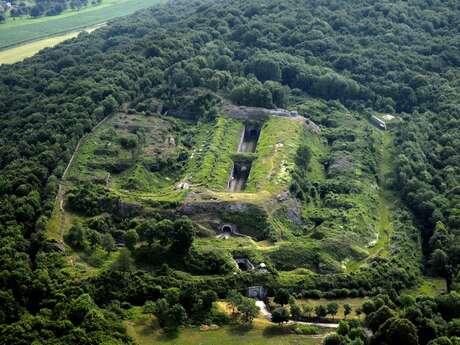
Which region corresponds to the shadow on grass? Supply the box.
[262,324,293,337]
[228,323,254,335]
[134,317,179,341]
[156,328,180,341]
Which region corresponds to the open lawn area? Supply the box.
[124,307,326,345]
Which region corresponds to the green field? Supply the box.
[0,25,102,64]
[0,0,164,49]
[0,32,80,64]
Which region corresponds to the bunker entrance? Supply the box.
[228,124,261,192]
[222,224,233,233]
[239,125,260,153]
[235,258,255,272]
[228,161,252,192]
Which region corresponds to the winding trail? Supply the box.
[54,114,112,241]
[255,300,339,329]
[286,320,339,329]
[256,300,272,319]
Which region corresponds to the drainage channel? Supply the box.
[228,125,260,192]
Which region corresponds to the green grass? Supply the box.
[278,268,316,287]
[344,131,396,271]
[195,236,261,252]
[188,116,243,190]
[0,0,165,49]
[246,117,305,193]
[63,248,120,279]
[290,107,403,273]
[124,307,325,345]
[402,277,446,297]
[67,112,184,193]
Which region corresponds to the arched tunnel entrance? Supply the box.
[228,161,251,192]
[228,124,261,192]
[222,224,233,233]
[239,125,260,153]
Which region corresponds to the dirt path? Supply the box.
[256,300,339,329]
[54,114,113,241]
[56,114,111,202]
[256,300,272,319]
[287,320,339,329]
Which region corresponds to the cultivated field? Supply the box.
[0,25,103,64]
[0,0,164,49]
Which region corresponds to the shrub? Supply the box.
[293,325,320,335]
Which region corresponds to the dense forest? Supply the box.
[0,0,460,344]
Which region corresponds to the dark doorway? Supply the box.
[228,161,251,192]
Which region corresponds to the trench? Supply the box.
[228,125,260,192]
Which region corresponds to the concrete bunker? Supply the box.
[370,115,387,130]
[248,286,268,299]
[235,258,255,272]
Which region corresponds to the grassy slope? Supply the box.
[67,112,179,189]
[265,99,411,277]
[246,117,304,193]
[344,131,396,271]
[46,112,180,242]
[403,277,446,297]
[0,0,164,49]
[188,116,243,190]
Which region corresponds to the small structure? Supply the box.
[177,182,190,190]
[248,286,268,299]
[223,104,301,120]
[382,114,396,121]
[217,224,249,239]
[370,116,387,130]
[258,262,269,274]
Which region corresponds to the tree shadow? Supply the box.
[156,329,180,341]
[262,324,292,337]
[137,317,160,337]
[228,323,254,335]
